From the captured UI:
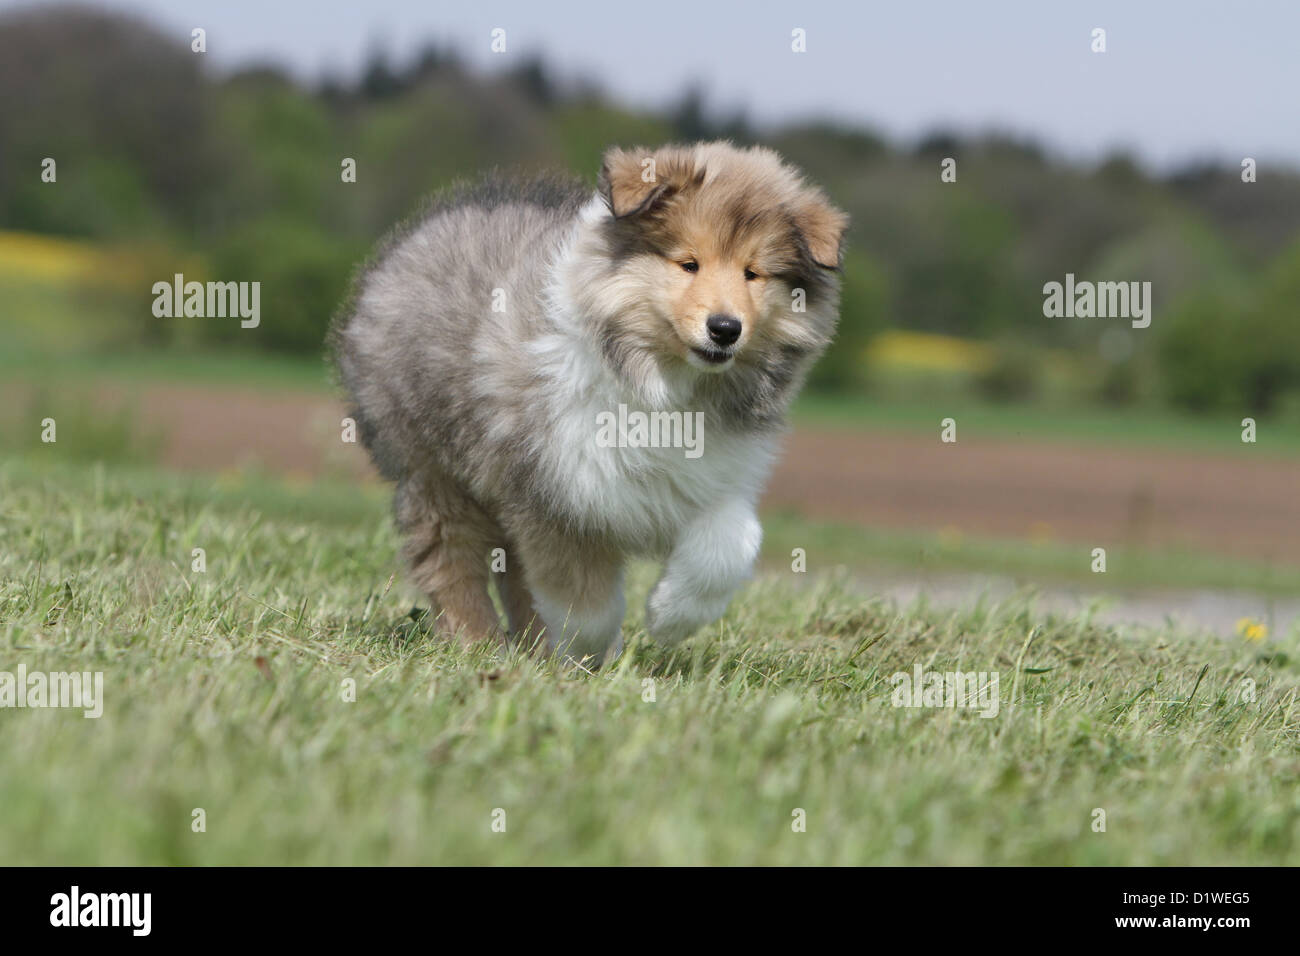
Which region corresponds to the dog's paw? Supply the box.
[644,580,731,645]
[533,585,626,664]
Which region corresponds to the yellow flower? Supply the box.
[865,331,994,373]
[0,230,104,280]
[1236,617,1268,643]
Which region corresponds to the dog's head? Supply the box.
[575,141,847,392]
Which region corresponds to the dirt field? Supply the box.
[766,428,1300,564]
[28,382,1300,564]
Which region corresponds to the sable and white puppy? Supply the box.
[332,141,846,662]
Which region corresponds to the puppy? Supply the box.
[331,141,846,662]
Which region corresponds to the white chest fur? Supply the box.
[528,330,774,552]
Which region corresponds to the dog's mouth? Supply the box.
[689,346,734,367]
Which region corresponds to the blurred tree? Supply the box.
[670,85,711,141]
[1241,241,1300,412]
[407,43,450,85]
[211,73,336,229]
[1159,243,1300,415]
[1159,289,1249,412]
[206,217,364,353]
[974,338,1043,402]
[509,55,557,108]
[359,46,403,100]
[914,129,960,158]
[807,249,888,392]
[1170,160,1300,261]
[0,5,219,235]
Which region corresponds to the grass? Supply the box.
[761,512,1300,597]
[792,391,1300,456]
[0,342,334,393]
[2,459,1299,864]
[4,376,1298,598]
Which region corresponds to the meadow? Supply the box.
[3,238,1297,865]
[2,458,1297,865]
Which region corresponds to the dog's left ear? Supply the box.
[792,192,849,270]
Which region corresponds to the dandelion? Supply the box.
[1236,617,1268,643]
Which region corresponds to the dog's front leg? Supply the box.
[646,500,762,645]
[516,533,626,665]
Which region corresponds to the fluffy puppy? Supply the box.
[332,141,846,662]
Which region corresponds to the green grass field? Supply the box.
[2,458,1298,864]
[793,392,1300,456]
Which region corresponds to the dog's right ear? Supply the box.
[599,147,668,218]
[599,146,703,219]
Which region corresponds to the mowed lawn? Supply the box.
[1,459,1298,865]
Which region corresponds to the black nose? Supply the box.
[706,314,742,347]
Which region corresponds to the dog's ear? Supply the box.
[599,146,702,219]
[599,147,663,218]
[791,191,849,269]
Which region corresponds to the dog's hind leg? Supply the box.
[395,470,503,645]
[496,551,542,651]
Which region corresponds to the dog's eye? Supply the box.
[680,260,699,273]
[744,268,759,281]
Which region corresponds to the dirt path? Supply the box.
[767,429,1299,563]
[21,381,1300,563]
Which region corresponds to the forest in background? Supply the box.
[3,4,1300,415]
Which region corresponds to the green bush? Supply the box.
[1159,294,1241,412]
[205,219,363,354]
[974,339,1042,402]
[808,249,887,392]
[1160,244,1300,414]
[1095,358,1140,406]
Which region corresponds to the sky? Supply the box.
[10,0,1300,170]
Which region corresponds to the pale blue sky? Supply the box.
[11,0,1300,170]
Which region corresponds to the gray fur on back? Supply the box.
[330,173,590,508]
